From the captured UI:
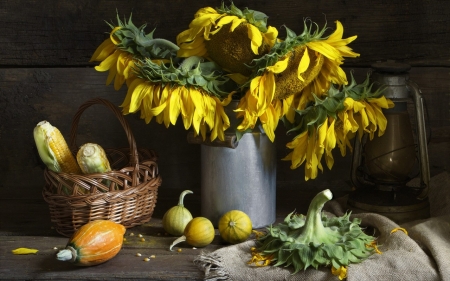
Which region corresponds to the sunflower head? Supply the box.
[204,22,270,76]
[108,13,178,60]
[248,22,330,100]
[285,73,385,137]
[177,2,278,76]
[134,56,235,98]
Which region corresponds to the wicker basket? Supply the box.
[42,98,162,237]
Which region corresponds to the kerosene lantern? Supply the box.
[347,61,430,223]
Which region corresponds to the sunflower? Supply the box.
[176,2,278,77]
[90,14,179,90]
[121,56,237,141]
[234,20,359,142]
[283,74,393,180]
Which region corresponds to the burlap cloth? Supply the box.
[194,172,450,281]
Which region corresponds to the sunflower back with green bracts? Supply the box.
[253,189,376,274]
[248,21,329,81]
[108,13,178,59]
[134,56,236,98]
[284,74,385,137]
[216,2,270,33]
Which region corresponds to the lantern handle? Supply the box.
[406,80,430,200]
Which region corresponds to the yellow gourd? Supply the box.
[218,210,253,244]
[56,220,125,266]
[162,190,193,236]
[169,217,215,250]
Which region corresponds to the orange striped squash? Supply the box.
[57,220,125,266]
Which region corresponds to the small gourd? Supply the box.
[218,210,253,244]
[169,217,215,251]
[162,190,193,236]
[56,220,125,266]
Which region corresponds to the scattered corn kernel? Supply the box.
[177,248,182,253]
[138,234,143,238]
[193,247,197,249]
[123,238,127,241]
[53,247,58,250]
[130,233,135,236]
[136,253,142,257]
[150,255,156,258]
[140,238,146,242]
[144,257,150,262]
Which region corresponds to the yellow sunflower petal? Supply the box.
[247,24,263,55]
[109,27,122,45]
[297,48,311,82]
[129,82,151,113]
[331,266,348,280]
[267,56,289,74]
[263,26,278,47]
[307,41,340,61]
[390,227,408,235]
[12,248,39,255]
[94,51,120,72]
[169,87,181,125]
[90,38,115,62]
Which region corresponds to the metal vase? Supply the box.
[200,101,277,228]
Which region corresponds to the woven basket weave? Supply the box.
[42,98,162,237]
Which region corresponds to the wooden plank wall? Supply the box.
[1,0,449,201]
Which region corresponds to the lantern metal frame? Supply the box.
[347,62,431,223]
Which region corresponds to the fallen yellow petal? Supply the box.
[331,266,348,280]
[366,241,382,254]
[390,227,408,235]
[12,248,39,255]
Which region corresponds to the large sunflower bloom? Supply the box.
[121,57,236,142]
[90,14,179,90]
[346,96,394,140]
[283,74,393,180]
[234,56,293,141]
[176,3,278,77]
[235,20,359,140]
[90,27,136,90]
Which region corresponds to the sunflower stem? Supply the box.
[179,56,203,72]
[141,38,180,52]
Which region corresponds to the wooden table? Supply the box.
[1,186,347,280]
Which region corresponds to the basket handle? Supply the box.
[69,98,140,170]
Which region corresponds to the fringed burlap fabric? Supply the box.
[194,172,450,281]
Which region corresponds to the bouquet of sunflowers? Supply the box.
[90,2,393,181]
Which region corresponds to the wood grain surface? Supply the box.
[1,0,449,66]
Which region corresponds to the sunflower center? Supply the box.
[274,46,324,99]
[205,23,268,76]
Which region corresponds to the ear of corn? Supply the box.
[76,143,111,174]
[77,143,115,191]
[33,121,81,174]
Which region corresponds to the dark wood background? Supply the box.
[1,0,449,202]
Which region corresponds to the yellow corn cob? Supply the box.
[76,143,111,174]
[33,121,81,174]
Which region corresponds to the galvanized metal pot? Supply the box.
[200,101,277,228]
